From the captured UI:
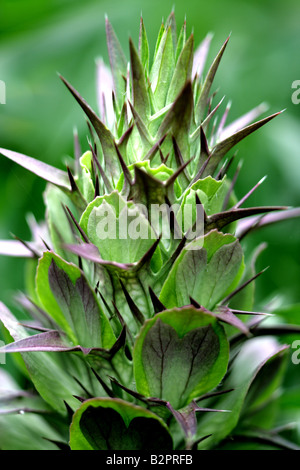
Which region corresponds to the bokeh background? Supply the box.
[0,0,299,313]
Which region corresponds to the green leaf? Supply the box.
[128,101,153,150]
[175,19,186,62]
[105,17,127,110]
[69,398,173,450]
[79,150,95,202]
[156,81,193,159]
[0,302,83,413]
[0,412,64,450]
[196,337,289,449]
[133,307,229,409]
[36,251,115,348]
[160,230,244,310]
[116,160,174,195]
[129,38,151,121]
[243,346,288,413]
[167,33,194,105]
[79,191,158,265]
[229,430,300,451]
[150,24,167,92]
[64,238,163,336]
[127,161,179,210]
[138,17,150,73]
[152,27,175,110]
[165,10,177,50]
[43,184,78,263]
[0,369,66,449]
[216,432,299,450]
[181,176,228,218]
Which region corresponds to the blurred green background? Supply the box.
[0,0,299,313]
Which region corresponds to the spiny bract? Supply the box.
[0,12,300,451]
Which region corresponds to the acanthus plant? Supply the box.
[0,12,300,451]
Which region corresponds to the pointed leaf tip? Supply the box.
[0,148,70,189]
